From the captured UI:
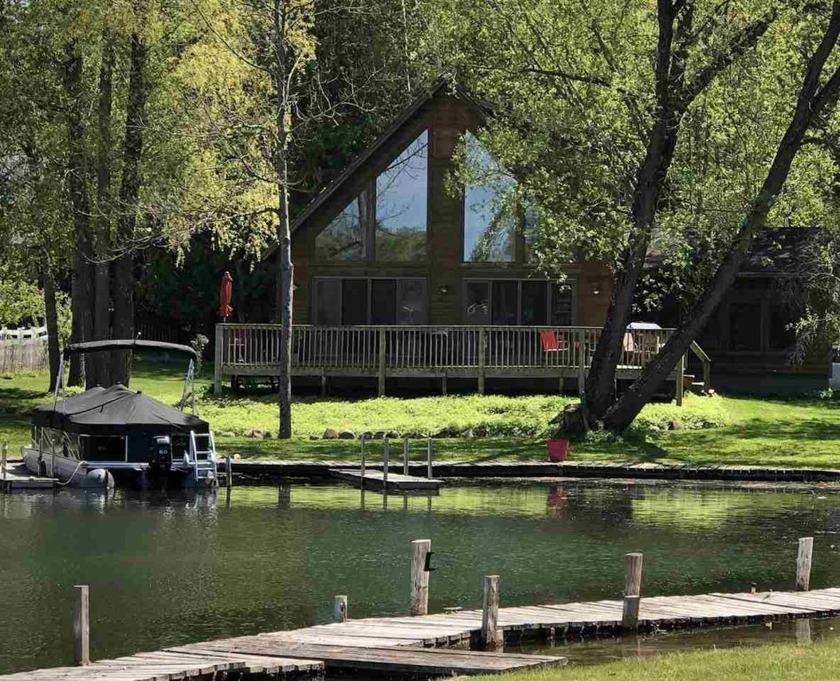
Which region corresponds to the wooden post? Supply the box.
[622,552,643,630]
[477,328,486,395]
[403,437,409,475]
[481,575,503,651]
[1,442,7,481]
[426,438,433,478]
[360,437,366,488]
[334,595,348,623]
[225,455,232,491]
[213,324,223,395]
[676,353,685,406]
[796,537,813,592]
[74,585,90,666]
[577,328,586,396]
[410,539,431,616]
[383,438,390,487]
[795,618,812,645]
[378,328,386,397]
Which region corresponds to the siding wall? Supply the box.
[291,93,613,327]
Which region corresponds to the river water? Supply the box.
[2,480,840,674]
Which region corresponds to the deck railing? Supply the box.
[214,324,681,396]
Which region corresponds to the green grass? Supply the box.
[2,360,840,468]
[468,638,840,680]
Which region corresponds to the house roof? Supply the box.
[262,79,488,260]
[645,228,826,276]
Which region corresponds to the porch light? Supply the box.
[439,285,450,295]
[591,282,602,296]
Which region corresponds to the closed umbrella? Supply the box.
[219,271,234,321]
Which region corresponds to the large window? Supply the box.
[463,279,574,325]
[314,196,366,261]
[314,277,428,325]
[376,131,428,261]
[463,133,516,263]
[314,132,428,262]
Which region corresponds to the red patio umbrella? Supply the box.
[219,271,234,321]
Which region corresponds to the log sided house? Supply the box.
[214,82,829,396]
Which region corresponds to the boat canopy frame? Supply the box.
[54,339,199,415]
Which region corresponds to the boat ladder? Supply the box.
[188,430,217,481]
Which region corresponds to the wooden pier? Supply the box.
[329,469,442,492]
[10,587,840,681]
[0,460,56,492]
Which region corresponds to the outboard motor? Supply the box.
[149,436,172,472]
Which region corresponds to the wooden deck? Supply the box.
[329,469,443,492]
[214,323,689,397]
[1,461,56,492]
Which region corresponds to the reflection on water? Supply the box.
[2,481,840,674]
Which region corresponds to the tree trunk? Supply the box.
[112,27,148,386]
[273,0,293,439]
[42,263,61,392]
[94,28,114,388]
[61,41,94,388]
[583,28,685,421]
[603,4,840,432]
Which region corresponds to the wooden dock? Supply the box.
[330,469,443,492]
[9,587,840,681]
[1,461,56,492]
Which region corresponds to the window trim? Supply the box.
[313,129,431,264]
[461,278,577,325]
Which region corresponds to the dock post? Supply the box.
[481,575,503,651]
[1,441,7,480]
[334,595,348,623]
[225,455,232,491]
[383,438,390,487]
[410,539,431,615]
[74,585,90,666]
[360,436,366,489]
[622,552,643,630]
[403,437,410,475]
[426,438,433,478]
[796,537,813,591]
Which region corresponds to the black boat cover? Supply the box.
[32,385,210,435]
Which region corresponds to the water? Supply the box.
[3,480,840,674]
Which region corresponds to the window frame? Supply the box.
[313,129,431,263]
[461,278,577,325]
[312,275,430,325]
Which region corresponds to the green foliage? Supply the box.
[425,0,840,303]
[0,280,44,327]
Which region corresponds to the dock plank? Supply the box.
[329,469,442,492]
[187,640,566,676]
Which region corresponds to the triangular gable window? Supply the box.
[315,131,428,261]
[463,132,516,263]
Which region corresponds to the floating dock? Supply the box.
[329,469,443,492]
[0,461,56,492]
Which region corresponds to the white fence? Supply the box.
[0,326,49,374]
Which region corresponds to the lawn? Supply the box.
[2,359,840,468]
[470,638,840,681]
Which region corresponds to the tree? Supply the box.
[427,0,840,429]
[602,0,840,430]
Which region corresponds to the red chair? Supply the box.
[540,331,560,352]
